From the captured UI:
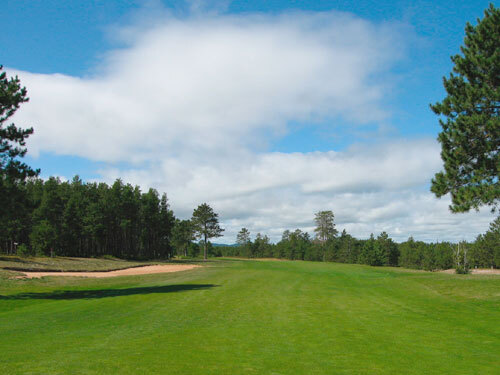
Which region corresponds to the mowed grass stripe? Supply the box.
[0,259,498,374]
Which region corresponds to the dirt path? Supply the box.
[16,264,200,279]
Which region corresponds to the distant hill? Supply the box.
[212,243,238,247]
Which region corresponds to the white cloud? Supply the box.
[7,9,495,243]
[10,11,403,163]
[97,138,495,243]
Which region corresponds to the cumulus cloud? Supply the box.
[97,138,495,243]
[10,10,403,162]
[7,9,495,243]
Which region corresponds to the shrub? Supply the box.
[455,265,470,274]
[17,244,34,257]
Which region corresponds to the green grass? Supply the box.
[0,259,498,374]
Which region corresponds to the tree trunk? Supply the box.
[204,233,207,261]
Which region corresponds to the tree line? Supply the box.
[1,176,176,259]
[4,175,497,271]
[1,174,229,260]
[169,209,499,271]
[218,212,499,272]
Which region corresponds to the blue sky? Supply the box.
[2,0,496,242]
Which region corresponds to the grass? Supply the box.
[0,258,498,374]
[0,255,161,274]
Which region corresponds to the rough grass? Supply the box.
[0,255,161,273]
[0,259,498,374]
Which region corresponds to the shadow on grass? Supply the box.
[0,284,218,301]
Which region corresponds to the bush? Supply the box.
[455,265,470,274]
[17,244,34,257]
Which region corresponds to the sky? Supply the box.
[2,0,497,243]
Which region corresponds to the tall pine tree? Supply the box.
[191,203,224,261]
[0,66,38,252]
[430,5,500,212]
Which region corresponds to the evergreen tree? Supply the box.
[236,228,251,257]
[0,66,39,252]
[158,193,175,259]
[314,210,338,242]
[252,233,272,258]
[434,242,454,270]
[236,227,251,245]
[140,188,161,258]
[430,5,500,212]
[61,176,86,256]
[30,220,56,256]
[172,219,195,257]
[191,203,224,260]
[360,234,385,266]
[31,177,65,256]
[376,231,398,266]
[82,182,107,256]
[281,230,291,242]
[286,229,311,260]
[0,66,38,182]
[337,229,359,264]
[473,216,500,267]
[323,237,339,262]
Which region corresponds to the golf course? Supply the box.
[0,258,498,374]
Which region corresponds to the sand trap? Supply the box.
[440,268,500,275]
[16,264,199,279]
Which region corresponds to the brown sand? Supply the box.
[440,268,500,275]
[16,264,199,279]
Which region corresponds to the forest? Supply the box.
[1,174,498,272]
[1,176,175,259]
[220,220,500,271]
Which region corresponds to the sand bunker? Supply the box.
[440,268,500,275]
[16,264,199,279]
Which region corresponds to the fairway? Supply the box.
[0,260,499,374]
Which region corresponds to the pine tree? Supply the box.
[236,228,251,246]
[0,66,38,181]
[191,203,224,260]
[236,227,251,257]
[158,193,175,259]
[376,231,397,266]
[0,66,39,252]
[172,219,195,257]
[31,177,65,256]
[313,210,338,242]
[430,5,500,212]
